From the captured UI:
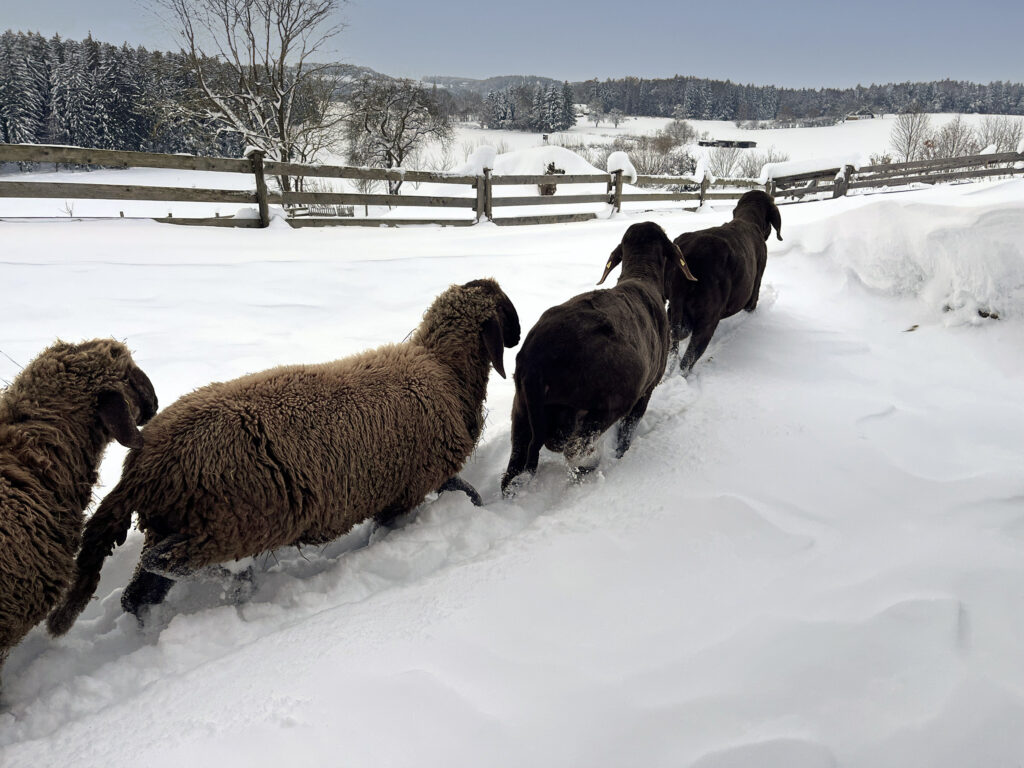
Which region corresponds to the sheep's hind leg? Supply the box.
[680,321,719,377]
[439,475,482,506]
[616,391,653,459]
[565,414,610,482]
[745,277,764,311]
[502,393,537,497]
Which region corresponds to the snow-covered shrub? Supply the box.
[736,147,790,179]
[706,146,742,177]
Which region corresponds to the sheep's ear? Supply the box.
[129,366,158,423]
[597,244,623,285]
[768,201,782,241]
[481,317,506,378]
[97,391,144,449]
[672,243,698,282]
[497,293,521,348]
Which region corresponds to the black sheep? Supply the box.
[666,190,782,375]
[501,222,696,495]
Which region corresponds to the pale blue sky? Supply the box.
[4,0,1023,87]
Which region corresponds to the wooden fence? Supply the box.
[769,150,1024,201]
[0,143,758,228]
[3,143,1022,228]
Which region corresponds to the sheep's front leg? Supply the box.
[616,391,653,458]
[121,568,175,620]
[126,534,257,621]
[439,475,482,506]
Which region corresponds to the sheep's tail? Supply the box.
[47,483,134,636]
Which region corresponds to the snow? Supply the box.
[761,152,866,182]
[606,150,637,183]
[458,144,496,175]
[2,175,1024,766]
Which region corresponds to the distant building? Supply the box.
[697,139,757,148]
[845,107,876,120]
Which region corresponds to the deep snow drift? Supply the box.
[1,178,1024,768]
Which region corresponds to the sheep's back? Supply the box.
[518,285,669,409]
[672,222,764,313]
[122,346,472,562]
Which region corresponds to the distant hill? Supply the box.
[425,74,563,96]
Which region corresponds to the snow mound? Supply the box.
[454,145,605,179]
[793,196,1024,321]
[606,151,637,184]
[489,145,604,176]
[458,145,496,175]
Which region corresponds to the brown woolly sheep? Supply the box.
[666,190,782,375]
[0,339,157,685]
[48,279,519,633]
[501,222,696,495]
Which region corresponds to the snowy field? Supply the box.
[1,170,1024,766]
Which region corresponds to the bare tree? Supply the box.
[926,114,980,159]
[662,118,696,146]
[890,108,932,162]
[706,146,742,177]
[976,115,1024,153]
[343,76,453,194]
[608,108,624,127]
[628,144,670,176]
[162,0,347,191]
[736,146,790,179]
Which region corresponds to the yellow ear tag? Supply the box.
[679,258,687,268]
[606,261,612,269]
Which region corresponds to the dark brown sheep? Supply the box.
[48,279,519,633]
[0,339,157,684]
[501,222,696,495]
[666,189,782,375]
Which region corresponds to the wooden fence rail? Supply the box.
[4,143,1021,228]
[0,143,762,228]
[770,150,1024,201]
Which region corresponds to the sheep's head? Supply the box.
[15,339,158,449]
[734,190,782,241]
[598,221,697,287]
[417,279,520,379]
[460,278,520,378]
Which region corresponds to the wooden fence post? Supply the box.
[483,167,493,221]
[832,164,855,198]
[475,174,486,221]
[699,172,711,206]
[246,148,270,228]
[612,170,623,212]
[765,178,777,198]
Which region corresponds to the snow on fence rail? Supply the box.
[0,143,757,228]
[768,150,1024,201]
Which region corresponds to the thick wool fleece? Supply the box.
[0,339,155,668]
[48,279,518,636]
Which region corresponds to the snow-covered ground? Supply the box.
[2,174,1024,766]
